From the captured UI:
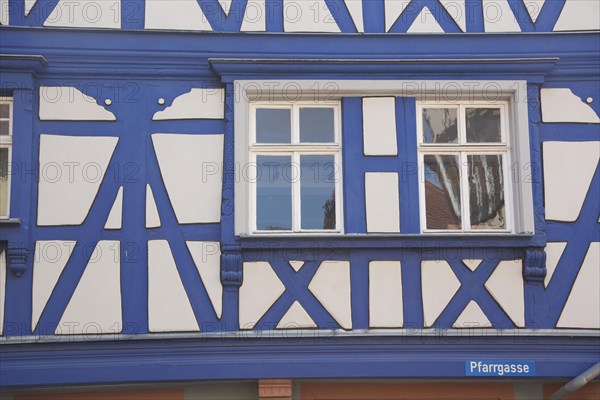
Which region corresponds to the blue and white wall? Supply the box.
[0,0,599,388]
[1,76,596,337]
[0,0,598,32]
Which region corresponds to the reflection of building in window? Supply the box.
[418,102,511,232]
[249,102,342,233]
[0,97,12,218]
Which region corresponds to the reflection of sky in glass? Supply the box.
[256,108,291,143]
[300,155,336,230]
[300,108,334,143]
[424,164,442,189]
[256,156,291,230]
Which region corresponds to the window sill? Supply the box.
[239,232,543,249]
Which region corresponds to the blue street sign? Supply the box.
[465,360,536,377]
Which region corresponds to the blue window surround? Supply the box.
[0,29,599,387]
[0,54,46,277]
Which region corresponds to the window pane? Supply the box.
[256,108,291,143]
[300,108,335,143]
[0,121,9,136]
[424,154,461,230]
[300,155,336,230]
[0,104,9,118]
[0,148,8,216]
[422,108,458,144]
[468,154,506,230]
[256,155,292,230]
[466,108,501,143]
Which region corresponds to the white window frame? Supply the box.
[234,80,534,236]
[0,97,13,219]
[248,101,343,234]
[417,101,514,233]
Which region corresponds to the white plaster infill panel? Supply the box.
[240,0,266,31]
[453,300,491,328]
[554,0,600,31]
[484,260,524,328]
[39,87,116,121]
[0,247,6,335]
[277,301,317,329]
[482,0,521,32]
[148,240,200,333]
[104,186,123,230]
[0,0,9,25]
[344,0,364,32]
[152,134,224,224]
[406,6,444,33]
[541,89,600,123]
[153,89,225,120]
[365,172,401,233]
[462,259,482,272]
[145,0,212,31]
[25,0,36,16]
[545,242,567,288]
[43,0,121,28]
[239,262,285,329]
[385,0,410,32]
[557,242,600,329]
[56,241,122,335]
[308,261,352,330]
[421,260,461,327]
[362,97,398,156]
[524,0,545,23]
[32,241,76,332]
[146,184,162,228]
[283,0,340,32]
[37,135,119,226]
[187,241,223,319]
[289,260,305,272]
[543,141,600,222]
[369,261,403,328]
[219,0,232,14]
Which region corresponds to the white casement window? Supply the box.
[248,101,342,233]
[0,97,12,219]
[417,102,513,232]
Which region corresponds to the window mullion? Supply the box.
[292,103,300,230]
[292,104,300,144]
[458,105,466,145]
[250,152,257,232]
[292,151,301,232]
[461,151,471,231]
[459,106,469,231]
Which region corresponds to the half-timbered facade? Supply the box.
[0,0,599,398]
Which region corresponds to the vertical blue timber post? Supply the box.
[220,82,242,331]
[2,77,39,336]
[523,83,547,328]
